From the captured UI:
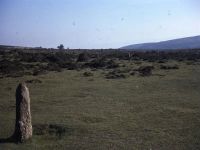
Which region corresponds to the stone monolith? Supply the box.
[13,82,32,142]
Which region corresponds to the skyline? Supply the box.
[0,0,200,49]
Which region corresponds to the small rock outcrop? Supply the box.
[13,82,32,142]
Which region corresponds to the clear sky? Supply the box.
[0,0,200,49]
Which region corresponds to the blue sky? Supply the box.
[0,0,200,49]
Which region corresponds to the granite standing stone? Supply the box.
[13,82,32,142]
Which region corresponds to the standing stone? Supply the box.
[13,82,32,142]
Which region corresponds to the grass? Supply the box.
[0,60,200,149]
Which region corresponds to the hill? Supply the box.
[121,35,200,50]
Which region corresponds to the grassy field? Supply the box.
[0,60,200,149]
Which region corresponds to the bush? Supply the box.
[160,65,179,70]
[106,60,119,69]
[32,69,47,76]
[26,79,42,84]
[77,52,89,62]
[85,58,107,68]
[137,66,154,76]
[130,71,136,76]
[83,71,93,77]
[84,58,119,69]
[46,52,72,63]
[0,59,32,77]
[46,63,62,72]
[18,52,45,62]
[105,70,126,79]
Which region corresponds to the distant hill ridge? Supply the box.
[0,45,29,49]
[121,35,200,50]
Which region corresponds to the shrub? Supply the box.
[46,63,62,72]
[130,71,136,76]
[77,52,89,62]
[137,66,154,76]
[105,70,126,79]
[106,60,119,69]
[26,79,42,84]
[86,58,107,68]
[46,52,71,63]
[160,65,179,70]
[83,71,93,77]
[0,59,32,77]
